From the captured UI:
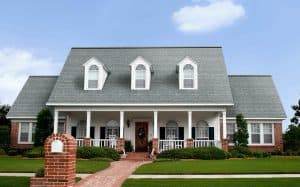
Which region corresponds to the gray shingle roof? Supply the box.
[47,47,234,104]
[227,75,286,118]
[7,76,57,118]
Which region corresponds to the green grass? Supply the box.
[135,156,300,174]
[0,176,30,187]
[0,156,110,173]
[123,178,300,187]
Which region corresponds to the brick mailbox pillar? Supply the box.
[30,134,76,187]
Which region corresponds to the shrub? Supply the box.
[7,148,19,156]
[35,168,44,177]
[77,147,120,160]
[157,147,227,160]
[0,148,6,155]
[23,147,44,158]
[34,108,53,146]
[125,141,133,152]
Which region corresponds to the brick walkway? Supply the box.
[75,160,151,187]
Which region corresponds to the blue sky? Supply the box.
[0,0,299,130]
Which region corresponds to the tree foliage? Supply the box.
[0,105,10,148]
[34,108,53,146]
[233,114,249,148]
[284,99,300,151]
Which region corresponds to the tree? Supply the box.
[0,105,10,148]
[233,114,249,148]
[284,99,300,151]
[34,108,53,146]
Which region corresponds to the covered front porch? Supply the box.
[53,108,228,153]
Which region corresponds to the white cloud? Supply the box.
[0,48,60,105]
[173,0,245,33]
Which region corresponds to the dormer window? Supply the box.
[178,57,198,90]
[88,65,99,89]
[83,57,109,90]
[130,56,151,90]
[135,64,146,89]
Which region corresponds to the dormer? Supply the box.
[130,56,151,90]
[178,57,198,90]
[83,57,109,90]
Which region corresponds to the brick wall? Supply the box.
[10,122,33,149]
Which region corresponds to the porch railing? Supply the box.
[159,140,185,152]
[76,139,84,147]
[193,140,220,148]
[91,139,117,149]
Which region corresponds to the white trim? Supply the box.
[120,111,124,138]
[222,111,227,139]
[86,111,91,138]
[178,57,198,90]
[130,56,151,90]
[18,122,35,144]
[248,123,275,146]
[7,116,36,119]
[188,111,192,139]
[47,102,233,106]
[153,111,158,138]
[83,57,108,90]
[226,117,286,120]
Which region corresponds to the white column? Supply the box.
[153,111,158,138]
[216,114,221,141]
[188,111,192,139]
[53,110,59,134]
[222,111,227,139]
[120,111,124,138]
[86,111,91,138]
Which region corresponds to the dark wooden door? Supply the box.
[135,122,148,152]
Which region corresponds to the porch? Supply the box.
[53,109,228,153]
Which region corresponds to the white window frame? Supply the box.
[83,57,108,90]
[130,56,151,90]
[18,122,36,144]
[227,123,236,144]
[248,123,274,146]
[178,57,198,90]
[195,121,209,140]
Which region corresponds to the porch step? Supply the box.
[123,152,152,161]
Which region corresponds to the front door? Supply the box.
[135,122,148,152]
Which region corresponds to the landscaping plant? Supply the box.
[77,147,120,160]
[34,108,53,146]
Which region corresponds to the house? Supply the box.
[7,47,286,153]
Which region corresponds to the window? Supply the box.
[166,120,178,140]
[251,123,260,144]
[88,65,99,89]
[135,64,146,89]
[263,123,273,144]
[130,56,151,90]
[178,57,198,90]
[18,122,36,144]
[196,121,209,140]
[106,120,119,139]
[83,57,109,90]
[227,123,235,143]
[183,64,194,88]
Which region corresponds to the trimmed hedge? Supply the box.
[157,147,228,160]
[23,147,44,158]
[77,147,120,160]
[229,146,271,158]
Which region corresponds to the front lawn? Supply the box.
[0,156,110,173]
[0,177,29,187]
[135,156,300,174]
[123,178,300,187]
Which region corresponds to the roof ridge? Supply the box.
[71,46,222,49]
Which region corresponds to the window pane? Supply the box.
[58,121,65,133]
[20,123,29,142]
[31,123,36,142]
[183,64,194,79]
[88,80,98,88]
[263,124,272,144]
[227,123,235,143]
[136,79,145,88]
[251,124,260,144]
[166,127,178,139]
[89,70,98,80]
[184,79,193,88]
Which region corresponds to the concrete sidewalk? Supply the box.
[129,174,300,179]
[0,173,91,178]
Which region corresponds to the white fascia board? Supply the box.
[46,102,234,107]
[226,117,286,120]
[6,116,36,119]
